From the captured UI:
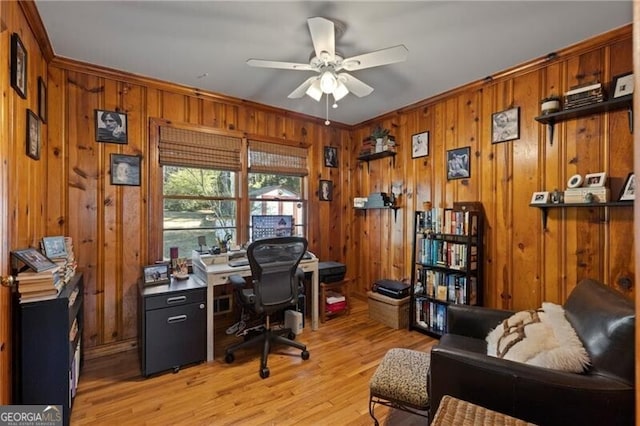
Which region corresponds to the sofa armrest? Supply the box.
[446,304,513,339]
[429,344,634,426]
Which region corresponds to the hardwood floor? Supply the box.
[71,295,436,425]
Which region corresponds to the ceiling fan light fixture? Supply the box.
[306,80,323,101]
[320,70,338,93]
[333,81,349,101]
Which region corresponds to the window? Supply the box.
[149,120,309,262]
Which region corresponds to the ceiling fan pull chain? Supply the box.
[325,94,330,126]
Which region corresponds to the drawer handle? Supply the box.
[167,315,187,324]
[166,296,187,304]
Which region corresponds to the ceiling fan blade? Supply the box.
[341,45,408,71]
[307,17,335,62]
[339,73,374,97]
[247,59,314,71]
[288,76,319,99]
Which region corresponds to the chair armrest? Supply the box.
[429,344,634,426]
[446,304,514,339]
[229,274,246,289]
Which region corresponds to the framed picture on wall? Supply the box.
[26,110,41,161]
[95,109,128,143]
[324,146,338,167]
[319,179,333,201]
[11,33,27,99]
[446,147,470,180]
[411,131,429,159]
[110,154,141,186]
[38,77,48,124]
[619,173,635,201]
[491,107,520,144]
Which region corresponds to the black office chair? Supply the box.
[224,236,310,378]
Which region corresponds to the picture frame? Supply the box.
[530,191,550,204]
[446,146,471,180]
[38,77,47,124]
[319,179,333,201]
[95,109,128,143]
[411,131,429,159]
[324,146,338,168]
[143,263,170,286]
[110,154,141,186]
[42,236,68,259]
[619,172,635,201]
[584,172,607,187]
[491,107,520,144]
[26,109,41,161]
[612,72,633,98]
[11,33,27,99]
[11,248,57,273]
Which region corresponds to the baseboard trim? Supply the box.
[84,338,138,360]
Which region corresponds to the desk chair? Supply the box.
[224,236,310,378]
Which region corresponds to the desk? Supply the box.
[192,252,319,362]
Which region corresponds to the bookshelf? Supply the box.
[409,208,483,338]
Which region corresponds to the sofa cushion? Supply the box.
[486,302,590,373]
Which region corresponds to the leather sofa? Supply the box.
[428,278,635,425]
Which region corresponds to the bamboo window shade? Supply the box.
[159,127,242,171]
[248,140,308,176]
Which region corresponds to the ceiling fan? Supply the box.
[247,17,408,107]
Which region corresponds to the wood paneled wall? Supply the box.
[0,2,635,404]
[351,26,635,311]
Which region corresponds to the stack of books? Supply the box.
[17,266,63,302]
[562,82,604,110]
[358,138,375,156]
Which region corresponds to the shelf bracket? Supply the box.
[627,106,633,134]
[546,122,555,147]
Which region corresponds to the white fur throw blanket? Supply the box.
[486,302,590,373]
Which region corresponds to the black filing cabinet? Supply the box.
[138,276,207,377]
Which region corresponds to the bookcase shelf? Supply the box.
[409,207,484,338]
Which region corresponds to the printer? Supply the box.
[318,261,346,283]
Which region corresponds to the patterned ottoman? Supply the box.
[369,348,430,425]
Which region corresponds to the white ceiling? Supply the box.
[35,1,632,126]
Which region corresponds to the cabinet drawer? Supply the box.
[145,288,205,311]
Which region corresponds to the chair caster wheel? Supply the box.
[301,350,310,360]
[260,367,270,379]
[225,353,235,364]
[288,331,296,340]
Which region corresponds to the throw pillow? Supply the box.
[486,302,590,373]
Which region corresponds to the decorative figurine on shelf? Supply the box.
[550,189,563,204]
[173,258,188,280]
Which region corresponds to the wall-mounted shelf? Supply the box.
[534,95,633,145]
[530,200,633,229]
[357,150,396,173]
[355,205,400,221]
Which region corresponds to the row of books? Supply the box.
[414,297,446,333]
[416,269,478,305]
[418,238,478,270]
[16,266,63,302]
[417,208,478,236]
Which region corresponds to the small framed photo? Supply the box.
[11,33,27,99]
[96,109,128,143]
[26,110,41,161]
[143,263,170,286]
[110,154,141,186]
[612,73,633,98]
[584,172,606,187]
[11,248,57,273]
[42,236,68,259]
[446,146,471,180]
[531,191,550,204]
[619,173,635,201]
[38,77,47,124]
[319,179,333,201]
[492,107,520,144]
[324,146,337,168]
[411,131,429,159]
